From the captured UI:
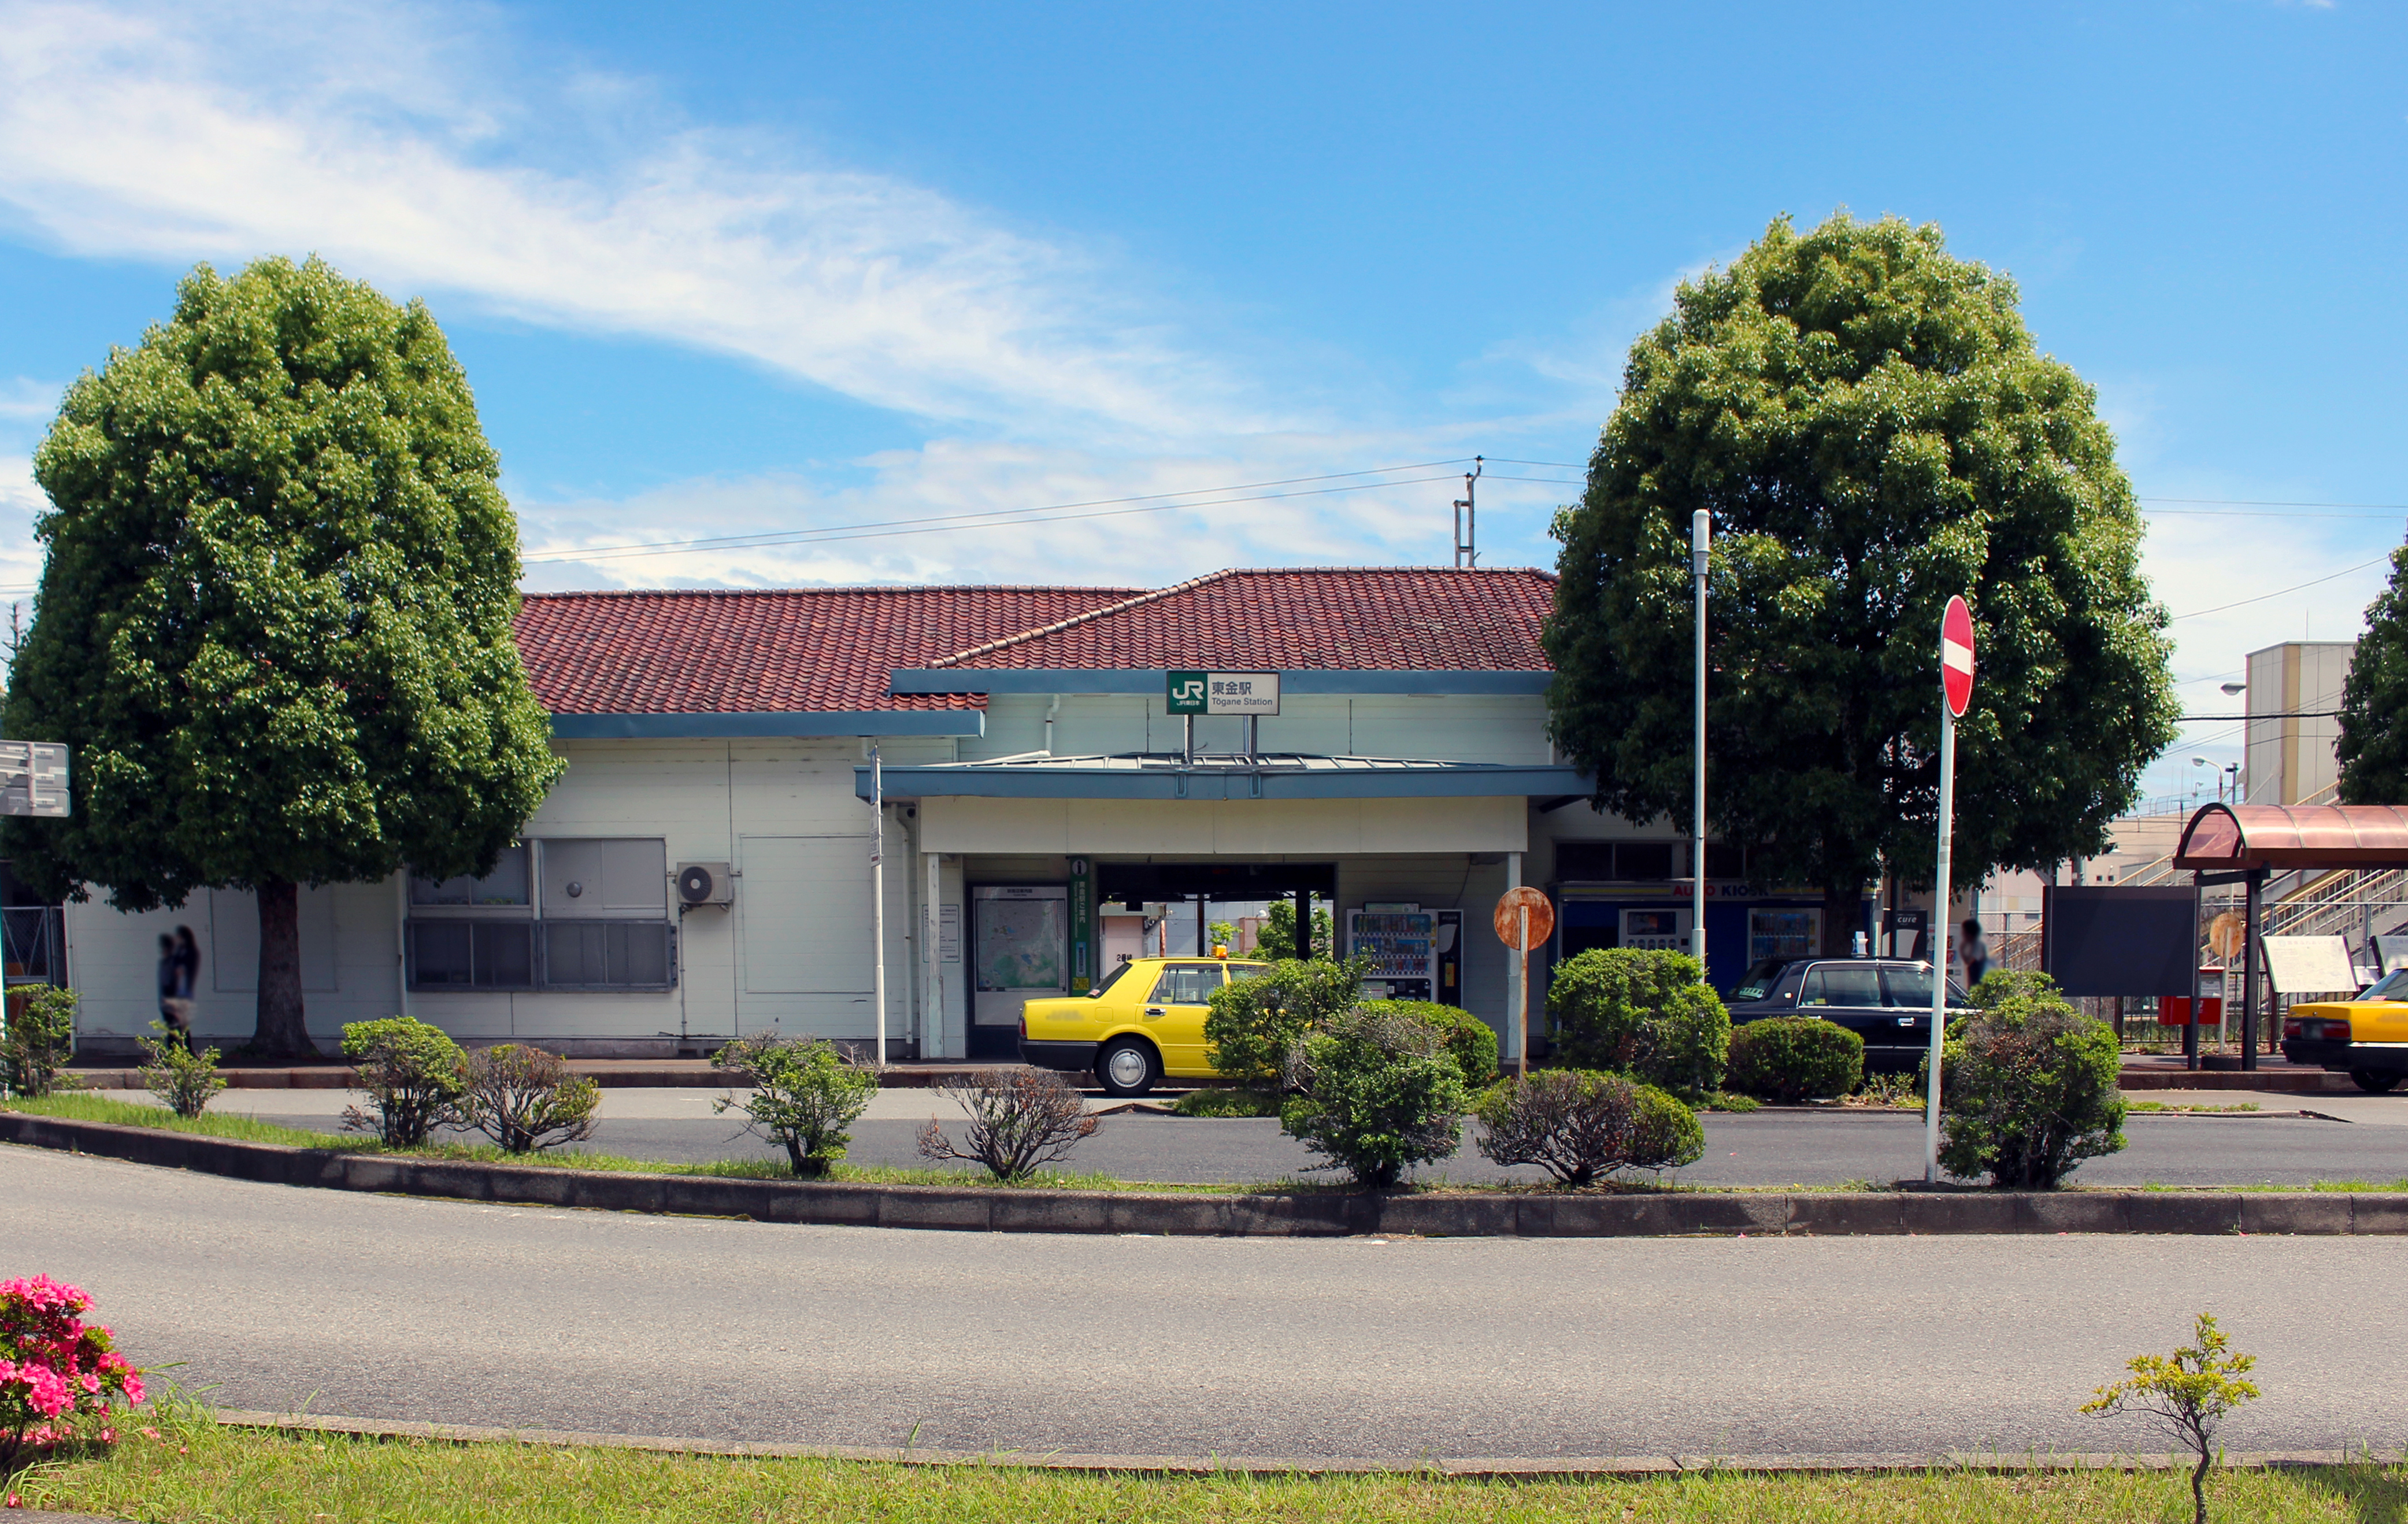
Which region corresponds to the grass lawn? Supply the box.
[9,1416,2404,1523]
[12,1093,2408,1198]
[0,1093,1153,1192]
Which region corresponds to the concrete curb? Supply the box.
[206,1410,2383,1478]
[61,1063,1066,1091]
[9,1111,2408,1237]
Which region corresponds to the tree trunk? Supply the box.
[1822,883,1862,955]
[254,879,314,1057]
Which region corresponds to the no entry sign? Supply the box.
[1941,596,1976,718]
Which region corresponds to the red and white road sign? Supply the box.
[1940,595,1976,718]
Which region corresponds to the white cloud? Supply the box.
[0,377,62,423]
[0,0,1261,439]
[510,435,1573,592]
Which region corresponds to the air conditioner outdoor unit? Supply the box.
[676,861,734,907]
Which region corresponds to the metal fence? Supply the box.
[2,903,66,987]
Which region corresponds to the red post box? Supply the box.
[2158,966,2225,1026]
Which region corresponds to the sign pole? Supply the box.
[1926,594,1974,1184]
[870,744,886,1068]
[1924,702,1954,1184]
[1517,905,1530,1079]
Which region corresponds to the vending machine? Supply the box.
[1348,905,1439,1001]
[1618,907,1694,955]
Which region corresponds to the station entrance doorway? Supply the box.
[1097,861,1336,963]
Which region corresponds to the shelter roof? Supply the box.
[923,567,1558,672]
[2173,802,2408,871]
[514,586,1138,716]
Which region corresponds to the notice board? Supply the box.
[2040,885,2199,997]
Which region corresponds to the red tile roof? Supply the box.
[927,568,1557,672]
[513,568,1557,715]
[514,587,1139,715]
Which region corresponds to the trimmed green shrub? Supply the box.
[1545,948,1730,1096]
[1359,999,1499,1087]
[1938,974,2125,1188]
[711,1033,877,1177]
[137,1023,225,1118]
[457,1044,599,1155]
[1170,1086,1282,1117]
[2,984,79,1097]
[340,1016,469,1146]
[1279,1006,1468,1189]
[1726,1017,1865,1102]
[1474,1069,1704,1186]
[1205,955,1370,1087]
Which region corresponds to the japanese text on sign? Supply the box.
[1166,671,1280,716]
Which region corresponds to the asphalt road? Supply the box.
[6,1145,2401,1462]
[185,1087,2408,1188]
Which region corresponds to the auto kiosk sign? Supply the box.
[1166,671,1281,715]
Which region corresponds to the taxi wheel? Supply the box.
[2350,1069,2402,1094]
[1095,1039,1160,1097]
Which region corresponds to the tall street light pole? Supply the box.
[1692,511,1710,977]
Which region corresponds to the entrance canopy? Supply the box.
[2173,802,2408,872]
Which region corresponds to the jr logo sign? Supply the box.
[1166,672,1209,715]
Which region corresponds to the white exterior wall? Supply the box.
[64,735,949,1057]
[962,693,1552,764]
[55,686,1658,1059]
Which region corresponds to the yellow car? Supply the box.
[1018,954,1270,1096]
[2283,968,2408,1093]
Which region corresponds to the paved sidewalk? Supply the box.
[65,1057,1050,1090]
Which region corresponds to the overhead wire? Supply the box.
[520,459,1475,564]
[2167,556,2392,622]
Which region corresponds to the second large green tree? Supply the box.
[1547,213,2175,949]
[3,257,564,1054]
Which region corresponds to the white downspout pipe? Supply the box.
[1043,694,1061,756]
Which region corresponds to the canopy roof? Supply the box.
[2174,802,2408,871]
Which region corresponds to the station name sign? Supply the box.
[0,740,69,818]
[1166,671,1281,716]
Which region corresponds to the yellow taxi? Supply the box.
[1018,953,1270,1096]
[2282,967,2408,1093]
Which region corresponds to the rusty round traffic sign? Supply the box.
[1941,595,1976,718]
[1493,887,1554,950]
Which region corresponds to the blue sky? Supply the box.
[0,0,2400,802]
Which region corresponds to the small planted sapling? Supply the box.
[136,1024,225,1119]
[711,1033,876,1177]
[457,1044,599,1155]
[916,1067,1099,1182]
[2081,1312,2259,1524]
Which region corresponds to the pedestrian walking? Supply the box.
[155,934,192,1052]
[1956,916,1990,987]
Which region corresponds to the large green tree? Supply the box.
[2,257,564,1054]
[1546,213,2176,951]
[2335,543,2408,803]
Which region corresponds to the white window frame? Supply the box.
[407,838,677,993]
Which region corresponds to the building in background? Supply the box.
[56,567,1853,1059]
[2243,640,2355,806]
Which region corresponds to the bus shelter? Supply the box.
[2173,802,2408,1069]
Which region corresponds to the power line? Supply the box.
[527,471,1466,564]
[2167,555,2391,622]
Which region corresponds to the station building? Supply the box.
[54,567,1835,1059]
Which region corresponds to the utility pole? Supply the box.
[1691,511,1710,977]
[1453,458,1483,568]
